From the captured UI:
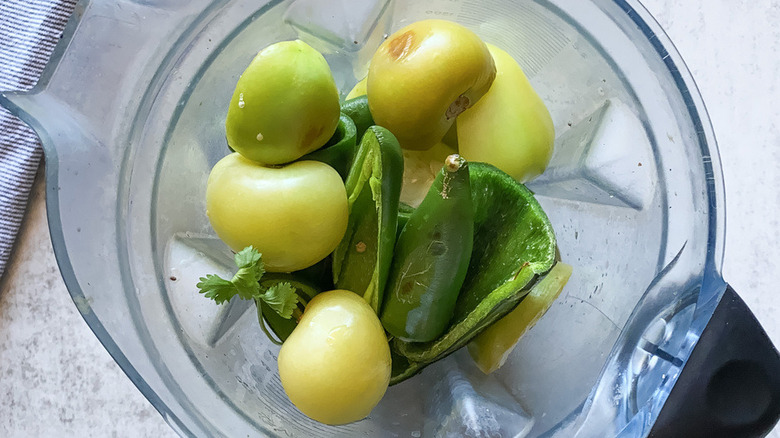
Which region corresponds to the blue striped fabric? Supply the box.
[0,0,77,277]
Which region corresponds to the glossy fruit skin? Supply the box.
[303,113,358,180]
[225,40,340,165]
[381,155,474,342]
[367,19,496,151]
[457,43,555,182]
[278,290,391,425]
[206,153,348,272]
[346,76,367,100]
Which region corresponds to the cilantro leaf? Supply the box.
[195,274,235,304]
[259,282,299,319]
[235,246,264,271]
[196,246,299,320]
[197,246,263,304]
[232,247,266,300]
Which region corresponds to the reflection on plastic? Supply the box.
[425,352,534,438]
[528,100,655,210]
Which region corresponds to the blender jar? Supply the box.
[1,0,778,436]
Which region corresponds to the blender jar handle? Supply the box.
[1,0,218,147]
[649,286,780,437]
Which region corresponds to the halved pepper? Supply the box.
[255,255,335,343]
[340,95,374,143]
[380,155,474,343]
[256,273,322,344]
[389,162,557,384]
[332,126,404,313]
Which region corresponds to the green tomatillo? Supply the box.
[226,40,340,165]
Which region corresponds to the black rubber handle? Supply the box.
[649,286,780,438]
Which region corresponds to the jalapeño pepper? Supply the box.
[380,154,474,342]
[340,95,374,142]
[332,126,404,313]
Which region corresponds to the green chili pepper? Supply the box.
[389,350,423,385]
[255,254,334,344]
[332,126,404,313]
[340,96,374,142]
[291,253,334,291]
[380,154,474,343]
[389,163,557,384]
[303,97,372,179]
[256,273,321,344]
[303,113,357,180]
[396,202,415,240]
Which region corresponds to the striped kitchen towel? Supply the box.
[0,0,77,277]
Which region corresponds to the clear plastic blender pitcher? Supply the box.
[1,0,779,436]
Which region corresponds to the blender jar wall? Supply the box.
[0,0,724,436]
[150,0,721,435]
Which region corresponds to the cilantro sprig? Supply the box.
[197,246,299,319]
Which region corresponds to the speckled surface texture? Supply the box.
[0,0,779,436]
[0,171,176,438]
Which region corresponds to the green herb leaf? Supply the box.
[235,246,264,271]
[233,247,265,299]
[197,246,300,320]
[259,282,299,320]
[197,246,264,303]
[196,274,236,305]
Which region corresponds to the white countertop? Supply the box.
[1,0,778,436]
